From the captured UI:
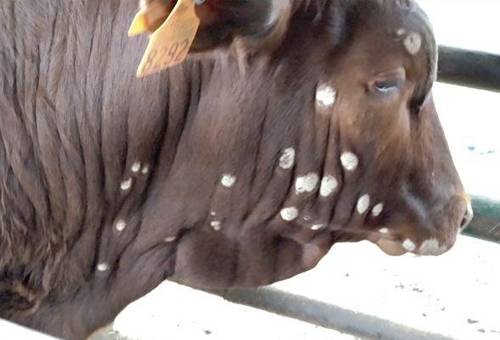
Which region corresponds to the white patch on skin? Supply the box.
[115,220,127,232]
[316,84,337,108]
[402,239,416,252]
[164,236,176,243]
[210,220,222,231]
[280,207,299,222]
[419,238,447,255]
[340,152,359,171]
[97,262,109,272]
[120,178,133,191]
[356,194,370,214]
[396,28,406,36]
[371,203,384,217]
[221,174,236,188]
[295,172,319,194]
[141,164,150,175]
[279,148,296,170]
[210,211,216,217]
[404,32,422,55]
[379,228,390,234]
[131,161,141,173]
[319,175,338,197]
[310,224,325,231]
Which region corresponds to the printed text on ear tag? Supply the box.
[134,0,200,78]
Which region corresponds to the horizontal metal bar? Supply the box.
[437,46,500,92]
[210,287,454,340]
[463,196,500,243]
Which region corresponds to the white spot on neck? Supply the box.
[279,148,296,170]
[141,164,150,175]
[97,262,109,272]
[316,84,337,108]
[165,236,176,243]
[372,203,384,217]
[221,174,236,188]
[419,238,447,256]
[310,223,325,231]
[120,178,133,191]
[115,220,127,232]
[356,194,370,214]
[402,239,416,252]
[210,220,222,231]
[131,161,141,173]
[319,175,338,197]
[340,152,359,171]
[280,207,299,222]
[295,172,319,194]
[404,32,422,55]
[379,227,390,234]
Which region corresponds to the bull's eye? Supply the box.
[373,79,401,93]
[369,67,406,97]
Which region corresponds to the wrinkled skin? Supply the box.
[0,0,472,338]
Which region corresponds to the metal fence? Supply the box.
[437,46,500,243]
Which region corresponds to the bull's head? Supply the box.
[136,0,472,287]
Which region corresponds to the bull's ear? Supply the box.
[192,0,291,52]
[131,0,291,52]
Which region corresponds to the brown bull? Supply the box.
[0,0,472,338]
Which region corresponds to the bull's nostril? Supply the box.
[460,201,474,231]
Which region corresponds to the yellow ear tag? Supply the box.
[133,0,200,78]
[128,1,170,37]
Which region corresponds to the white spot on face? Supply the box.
[120,178,133,191]
[165,236,176,243]
[356,194,370,214]
[372,203,384,217]
[115,220,127,232]
[295,172,319,194]
[210,220,222,231]
[97,262,109,272]
[462,200,473,230]
[221,174,236,188]
[131,161,141,173]
[340,152,359,172]
[379,227,390,234]
[319,175,338,197]
[310,224,325,231]
[279,148,296,170]
[419,238,447,256]
[280,207,299,222]
[404,32,422,55]
[141,164,150,175]
[402,239,416,252]
[316,84,337,108]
